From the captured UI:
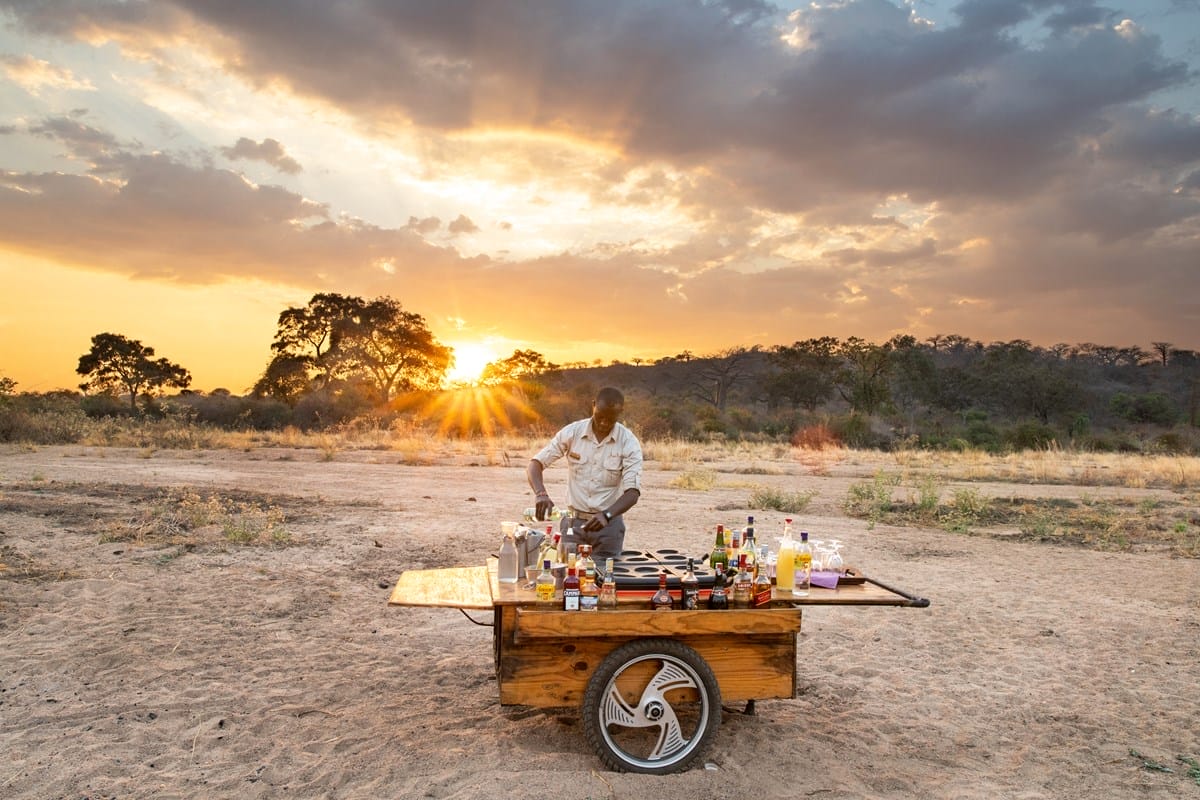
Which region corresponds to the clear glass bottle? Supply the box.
[794,531,812,597]
[598,558,618,609]
[499,532,519,584]
[535,559,557,606]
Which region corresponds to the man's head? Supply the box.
[590,387,624,440]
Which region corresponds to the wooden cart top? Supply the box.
[389,560,927,610]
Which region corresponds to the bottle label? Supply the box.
[580,595,598,611]
[563,589,580,611]
[682,587,699,610]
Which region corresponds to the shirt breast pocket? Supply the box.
[602,454,622,487]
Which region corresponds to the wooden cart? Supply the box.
[389,557,928,774]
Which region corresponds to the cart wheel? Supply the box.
[582,638,721,774]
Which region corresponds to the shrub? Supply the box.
[792,422,839,450]
[1110,392,1178,426]
[1005,422,1060,451]
[748,485,817,514]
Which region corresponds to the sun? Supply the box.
[446,342,499,385]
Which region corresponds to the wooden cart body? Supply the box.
[390,561,925,709]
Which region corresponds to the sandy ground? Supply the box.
[1,444,1198,800]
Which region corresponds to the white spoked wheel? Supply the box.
[582,638,721,774]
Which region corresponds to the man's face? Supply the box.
[590,400,623,440]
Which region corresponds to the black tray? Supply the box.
[608,548,716,590]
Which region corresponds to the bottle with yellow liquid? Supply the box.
[535,559,557,607]
[776,518,796,594]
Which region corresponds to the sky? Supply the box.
[1,0,1199,393]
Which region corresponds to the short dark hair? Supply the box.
[595,387,624,407]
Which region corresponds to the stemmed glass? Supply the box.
[825,540,845,574]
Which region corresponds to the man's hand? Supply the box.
[582,512,606,533]
[535,496,555,521]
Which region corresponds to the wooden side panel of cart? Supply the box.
[496,606,800,707]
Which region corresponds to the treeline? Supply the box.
[0,293,1197,454]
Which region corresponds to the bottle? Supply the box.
[707,562,729,609]
[753,553,773,607]
[562,566,581,611]
[537,526,557,566]
[776,521,796,594]
[499,531,519,584]
[598,558,618,609]
[794,531,812,597]
[732,554,752,608]
[577,544,595,581]
[729,528,741,569]
[650,570,674,610]
[742,516,757,575]
[535,559,556,606]
[680,557,700,610]
[709,525,728,574]
[580,566,599,611]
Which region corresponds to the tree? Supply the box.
[766,337,839,411]
[689,346,759,411]
[76,333,191,412]
[480,349,554,385]
[1151,342,1173,367]
[261,292,367,395]
[833,337,893,415]
[336,297,451,402]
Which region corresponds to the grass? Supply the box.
[669,467,718,490]
[97,487,290,547]
[748,485,817,514]
[843,471,1200,556]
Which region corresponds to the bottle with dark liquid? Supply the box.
[680,557,700,610]
[707,562,729,609]
[562,566,581,611]
[650,570,674,610]
[753,553,773,607]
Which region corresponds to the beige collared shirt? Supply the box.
[533,418,643,514]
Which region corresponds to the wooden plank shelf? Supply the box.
[513,606,804,642]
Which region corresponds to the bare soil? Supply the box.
[2,445,1198,799]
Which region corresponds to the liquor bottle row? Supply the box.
[535,545,617,611]
[711,516,816,597]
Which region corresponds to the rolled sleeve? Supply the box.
[619,433,643,495]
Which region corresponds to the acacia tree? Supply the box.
[766,337,839,411]
[336,297,451,403]
[479,349,554,386]
[76,333,191,412]
[254,293,367,399]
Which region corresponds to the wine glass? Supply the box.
[825,540,845,574]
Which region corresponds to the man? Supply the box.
[527,386,642,563]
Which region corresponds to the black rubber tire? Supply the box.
[581,638,721,774]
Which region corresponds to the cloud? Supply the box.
[1,0,1198,352]
[447,214,479,235]
[219,137,302,174]
[1,54,95,93]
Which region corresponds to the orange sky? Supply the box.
[2,1,1198,392]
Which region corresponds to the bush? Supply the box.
[1005,421,1060,451]
[1111,392,1178,426]
[749,485,817,514]
[792,422,839,450]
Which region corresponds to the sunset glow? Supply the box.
[446,342,501,386]
[1,2,1197,392]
